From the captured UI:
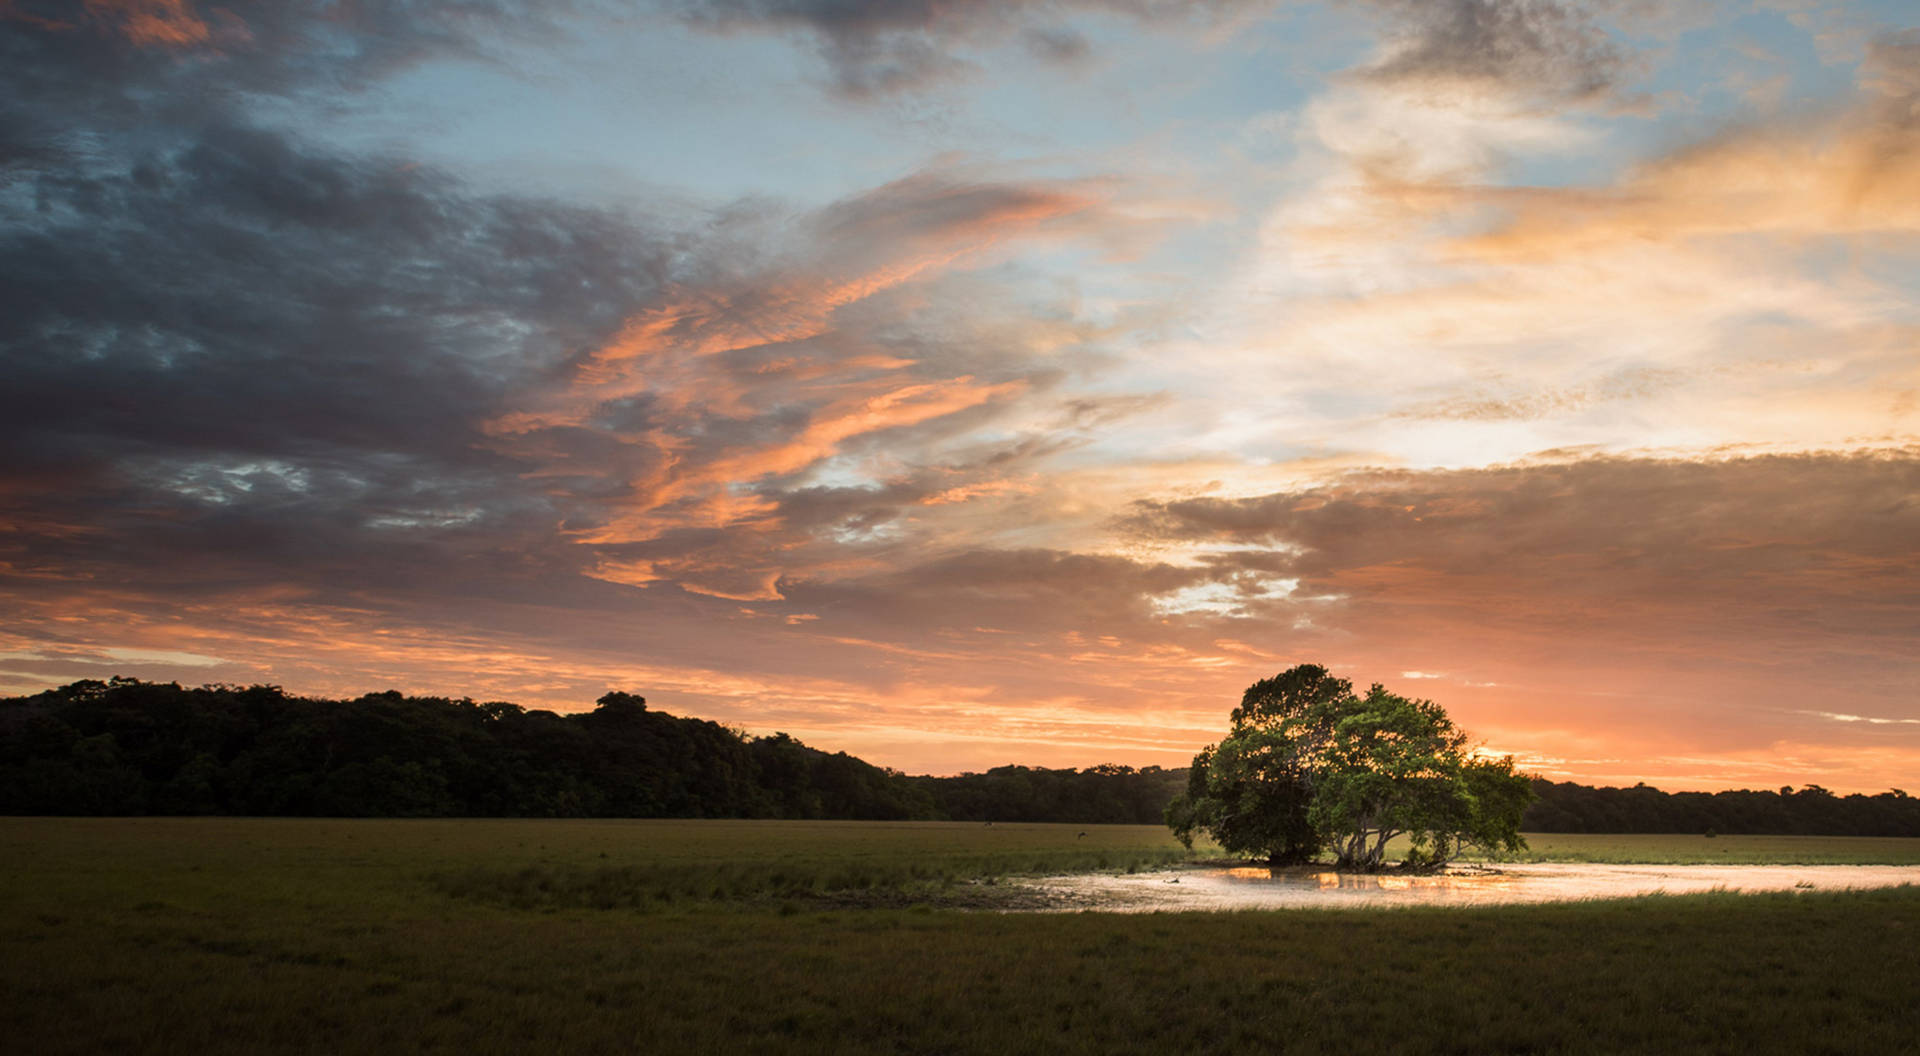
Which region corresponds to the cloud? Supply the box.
[0,6,672,616]
[789,546,1203,632]
[0,3,1174,698]
[1458,28,1920,256]
[0,108,676,591]
[673,0,1264,97]
[1391,368,1687,422]
[1354,0,1625,103]
[1193,24,1920,476]
[1124,449,1920,687]
[1098,448,1920,785]
[475,163,1148,602]
[669,0,1636,102]
[78,0,214,48]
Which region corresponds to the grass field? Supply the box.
[1500,832,1920,866]
[3,818,1917,1054]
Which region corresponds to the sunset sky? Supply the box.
[3,0,1917,791]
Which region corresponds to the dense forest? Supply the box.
[1,679,1914,835]
[0,679,1181,823]
[1522,779,1918,837]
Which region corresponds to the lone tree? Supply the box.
[1164,664,1351,864]
[1166,664,1534,871]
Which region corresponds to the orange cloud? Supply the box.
[921,479,1039,506]
[475,169,1122,611]
[84,0,209,47]
[700,376,1021,489]
[497,172,1103,436]
[1457,46,1920,258]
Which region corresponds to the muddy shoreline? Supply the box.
[1009,862,1920,912]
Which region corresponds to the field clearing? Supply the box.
[3,818,1918,1054]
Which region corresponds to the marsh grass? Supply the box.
[4,818,1918,1054]
[428,847,1192,910]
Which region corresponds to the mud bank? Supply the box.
[1016,862,1920,912]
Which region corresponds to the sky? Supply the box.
[2,0,1917,791]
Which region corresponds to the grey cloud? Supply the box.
[783,546,1204,632]
[675,0,1257,97]
[0,0,563,92]
[675,0,1013,96]
[817,25,978,96]
[0,9,677,604]
[1356,0,1624,102]
[1857,29,1920,194]
[1024,25,1091,64]
[1103,451,1920,746]
[1860,28,1920,99]
[1124,452,1920,654]
[1,122,664,466]
[669,0,1629,102]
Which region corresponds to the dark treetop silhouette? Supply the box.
[1166,665,1533,870]
[1,677,1914,833]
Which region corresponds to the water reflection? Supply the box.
[1222,866,1277,880]
[1215,866,1505,895]
[1026,861,1919,912]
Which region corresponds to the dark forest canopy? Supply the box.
[1,678,1915,835]
[0,679,1181,823]
[1524,779,1918,837]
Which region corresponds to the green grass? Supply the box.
[3,818,1917,1054]
[419,819,1194,909]
[1505,832,1920,865]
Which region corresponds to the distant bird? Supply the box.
[1077,831,1087,839]
[1165,877,1181,884]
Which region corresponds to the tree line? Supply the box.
[1524,779,1919,837]
[0,679,1180,823]
[1,678,1914,835]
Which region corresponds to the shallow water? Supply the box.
[1019,862,1920,912]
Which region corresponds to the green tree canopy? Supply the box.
[1167,665,1535,871]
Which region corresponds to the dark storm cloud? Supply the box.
[0,4,673,599]
[0,1,566,185]
[0,133,666,595]
[1,0,560,85]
